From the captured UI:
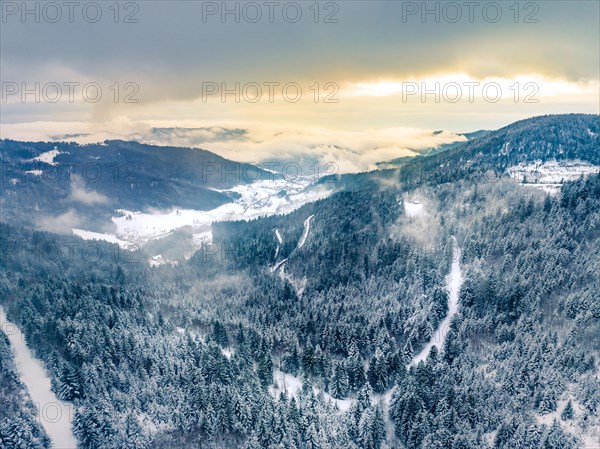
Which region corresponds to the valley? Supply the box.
[1,114,599,449]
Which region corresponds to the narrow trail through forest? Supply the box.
[409,236,463,367]
[0,306,78,449]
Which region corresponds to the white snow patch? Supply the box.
[221,348,233,359]
[192,230,213,245]
[274,228,282,259]
[269,370,352,412]
[270,370,303,399]
[0,306,78,449]
[297,214,315,249]
[72,228,135,250]
[410,237,462,367]
[375,388,400,445]
[271,258,288,273]
[404,200,425,217]
[321,391,354,412]
[507,160,600,192]
[112,178,331,246]
[148,254,178,267]
[535,386,600,447]
[30,147,66,166]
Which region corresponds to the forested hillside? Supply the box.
[0,115,599,448]
[0,139,276,228]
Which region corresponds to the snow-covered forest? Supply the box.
[1,115,599,448]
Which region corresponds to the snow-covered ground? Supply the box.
[30,147,65,166]
[404,200,425,217]
[274,228,282,259]
[148,254,178,267]
[274,228,283,245]
[376,387,399,446]
[535,384,600,448]
[297,214,314,249]
[0,306,78,449]
[270,370,304,399]
[72,228,135,250]
[109,177,330,247]
[409,237,462,367]
[507,160,600,193]
[271,258,288,273]
[269,369,353,412]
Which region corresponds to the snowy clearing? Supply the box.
[404,200,425,217]
[270,370,304,399]
[0,306,78,449]
[30,147,65,166]
[72,228,135,249]
[110,178,330,246]
[507,160,600,192]
[269,370,353,412]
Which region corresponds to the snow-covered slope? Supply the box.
[0,306,78,449]
[297,214,315,249]
[507,160,600,193]
[77,176,331,248]
[30,146,66,166]
[404,200,425,217]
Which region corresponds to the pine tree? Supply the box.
[330,362,349,399]
[560,400,574,421]
[367,348,389,393]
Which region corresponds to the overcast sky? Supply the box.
[1,0,598,162]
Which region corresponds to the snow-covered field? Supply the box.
[404,200,425,217]
[112,178,329,246]
[30,147,65,166]
[0,306,78,449]
[507,160,600,193]
[409,237,462,367]
[74,176,331,250]
[72,228,134,249]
